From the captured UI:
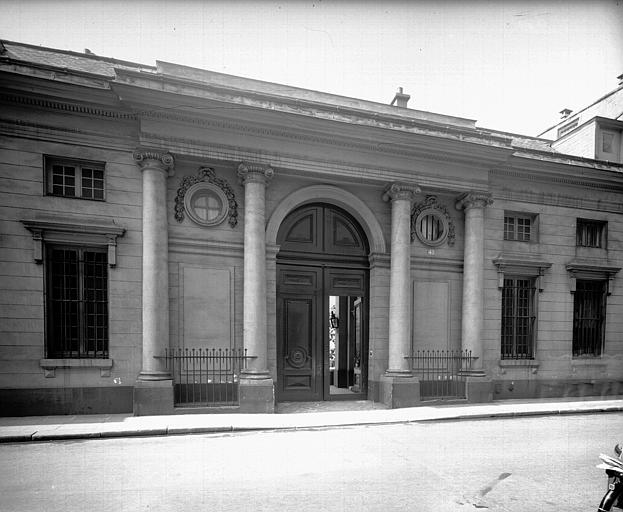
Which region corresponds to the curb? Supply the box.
[1,405,621,443]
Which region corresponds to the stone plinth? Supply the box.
[239,377,275,413]
[380,375,420,409]
[133,379,174,416]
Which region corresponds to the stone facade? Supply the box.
[1,41,623,416]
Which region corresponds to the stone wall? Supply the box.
[485,175,623,398]
[0,134,140,414]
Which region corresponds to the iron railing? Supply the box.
[406,350,476,400]
[163,348,253,407]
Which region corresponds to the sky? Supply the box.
[1,0,622,137]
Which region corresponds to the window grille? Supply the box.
[46,156,105,200]
[47,246,108,358]
[576,219,606,248]
[419,214,444,243]
[504,215,531,241]
[573,280,606,357]
[501,277,535,359]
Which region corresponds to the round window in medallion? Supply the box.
[184,183,229,227]
[415,210,448,247]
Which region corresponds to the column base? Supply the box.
[461,371,493,403]
[133,379,174,416]
[380,374,420,409]
[239,377,275,413]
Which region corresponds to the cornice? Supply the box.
[138,131,490,192]
[114,68,511,149]
[490,168,623,192]
[22,217,126,237]
[0,92,137,120]
[492,187,623,214]
[510,150,623,174]
[566,260,621,275]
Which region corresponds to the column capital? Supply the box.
[133,149,175,176]
[455,191,493,211]
[237,162,274,186]
[382,182,421,203]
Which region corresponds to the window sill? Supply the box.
[40,358,113,378]
[498,359,539,374]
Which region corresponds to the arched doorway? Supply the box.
[276,203,370,401]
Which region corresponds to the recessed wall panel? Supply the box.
[181,265,232,349]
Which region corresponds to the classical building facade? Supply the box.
[1,40,623,416]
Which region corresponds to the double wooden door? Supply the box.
[276,264,367,401]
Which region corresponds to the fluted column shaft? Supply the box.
[134,150,174,380]
[383,183,419,376]
[238,163,274,377]
[456,192,492,370]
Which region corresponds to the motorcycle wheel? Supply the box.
[598,488,619,511]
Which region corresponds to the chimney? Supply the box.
[391,87,410,108]
[559,108,572,120]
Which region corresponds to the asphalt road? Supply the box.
[1,413,622,511]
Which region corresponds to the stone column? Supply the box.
[133,149,175,415]
[380,183,421,408]
[456,192,493,402]
[237,162,275,413]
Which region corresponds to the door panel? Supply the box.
[325,267,367,297]
[277,266,323,401]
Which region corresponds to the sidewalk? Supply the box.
[1,396,622,443]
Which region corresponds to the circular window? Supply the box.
[184,183,229,227]
[415,210,448,247]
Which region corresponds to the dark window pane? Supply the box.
[47,247,108,358]
[573,280,606,356]
[501,277,535,359]
[577,219,605,248]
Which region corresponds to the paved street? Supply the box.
[1,413,622,511]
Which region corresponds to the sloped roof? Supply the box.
[1,40,149,77]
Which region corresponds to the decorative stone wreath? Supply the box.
[411,195,455,247]
[174,167,238,228]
